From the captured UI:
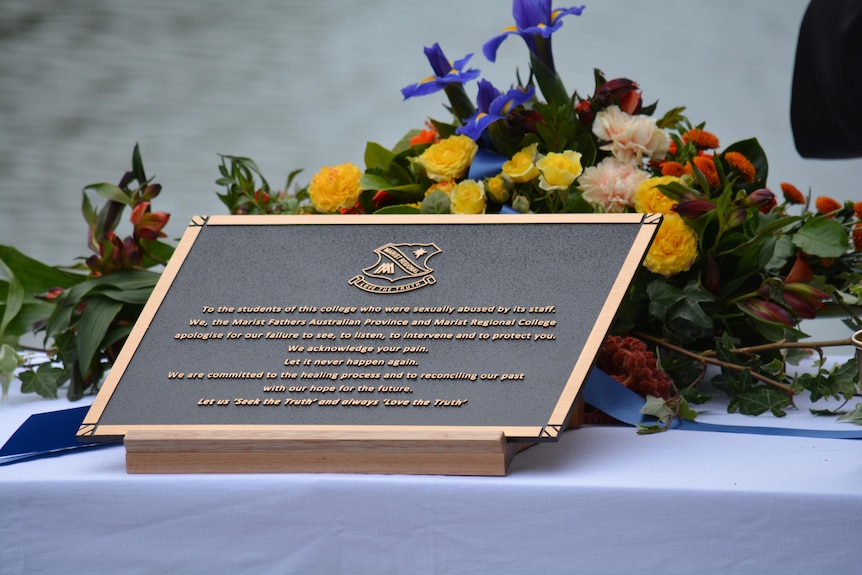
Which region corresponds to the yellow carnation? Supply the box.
[634,176,681,214]
[307,162,364,213]
[450,179,486,214]
[536,150,583,191]
[502,143,540,183]
[644,213,698,277]
[417,135,477,182]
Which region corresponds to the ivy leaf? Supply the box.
[679,385,713,405]
[648,280,714,341]
[792,217,849,258]
[19,363,68,399]
[837,404,862,425]
[640,394,674,423]
[0,343,23,399]
[728,387,789,417]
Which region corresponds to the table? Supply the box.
[2,382,862,575]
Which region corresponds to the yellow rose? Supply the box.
[643,213,698,277]
[502,143,540,183]
[485,174,509,203]
[634,175,681,214]
[450,179,486,214]
[307,162,363,213]
[536,150,583,191]
[417,135,478,182]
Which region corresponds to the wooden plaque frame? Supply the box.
[79,214,660,475]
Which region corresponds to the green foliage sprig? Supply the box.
[0,145,173,400]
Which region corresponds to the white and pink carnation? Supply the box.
[577,157,650,212]
[592,105,670,164]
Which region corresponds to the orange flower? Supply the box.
[854,201,862,220]
[724,151,755,182]
[684,128,720,149]
[779,182,805,205]
[854,224,862,251]
[815,195,842,216]
[691,156,720,188]
[409,128,438,146]
[660,161,689,178]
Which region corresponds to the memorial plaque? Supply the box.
[79,213,659,475]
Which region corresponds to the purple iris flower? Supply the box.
[483,0,585,70]
[401,43,481,100]
[456,80,535,140]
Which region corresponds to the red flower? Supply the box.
[782,283,828,319]
[130,202,169,241]
[673,199,716,219]
[738,188,777,214]
[737,298,794,327]
[594,78,643,115]
[575,99,594,124]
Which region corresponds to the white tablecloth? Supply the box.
[2,383,862,575]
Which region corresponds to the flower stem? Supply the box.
[634,331,796,397]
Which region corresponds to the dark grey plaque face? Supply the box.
[80,214,658,442]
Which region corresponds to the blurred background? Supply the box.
[2,0,859,265]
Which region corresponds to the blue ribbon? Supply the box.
[467,149,508,180]
[583,368,862,439]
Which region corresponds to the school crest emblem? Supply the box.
[348,242,441,294]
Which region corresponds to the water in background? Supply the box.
[2,0,860,265]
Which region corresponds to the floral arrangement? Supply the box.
[2,1,861,428]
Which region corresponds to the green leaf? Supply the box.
[131,142,146,183]
[837,404,862,425]
[0,245,84,294]
[679,385,712,405]
[359,173,423,195]
[19,362,68,399]
[364,141,396,172]
[728,387,789,417]
[81,189,97,227]
[792,217,850,258]
[0,343,23,399]
[75,295,123,377]
[84,183,133,206]
[640,395,674,423]
[0,262,23,338]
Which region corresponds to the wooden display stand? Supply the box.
[124,428,520,476]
